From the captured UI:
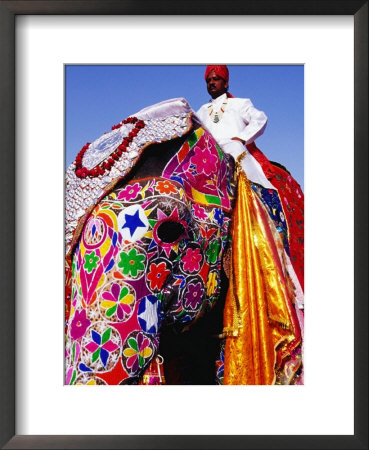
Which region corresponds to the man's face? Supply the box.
[206,70,228,99]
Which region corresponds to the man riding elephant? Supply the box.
[197,64,304,291]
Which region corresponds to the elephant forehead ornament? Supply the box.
[65,98,235,385]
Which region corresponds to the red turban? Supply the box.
[204,65,229,82]
[204,65,234,98]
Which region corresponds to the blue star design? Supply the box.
[121,209,146,237]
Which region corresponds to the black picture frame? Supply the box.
[0,1,367,449]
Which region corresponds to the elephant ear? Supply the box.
[162,126,236,213]
[65,98,195,259]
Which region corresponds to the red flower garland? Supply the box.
[75,116,145,179]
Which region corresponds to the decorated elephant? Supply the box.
[65,98,303,385]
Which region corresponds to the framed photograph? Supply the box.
[63,63,305,389]
[1,1,367,449]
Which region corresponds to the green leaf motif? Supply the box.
[128,337,138,352]
[119,286,129,301]
[102,328,112,344]
[92,348,101,363]
[106,305,117,318]
[70,369,76,385]
[187,132,198,149]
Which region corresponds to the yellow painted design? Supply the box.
[101,300,116,309]
[191,188,207,204]
[80,241,86,258]
[144,208,154,217]
[194,128,204,139]
[121,294,134,305]
[96,274,105,289]
[141,347,152,358]
[99,236,111,258]
[206,272,217,296]
[140,180,151,198]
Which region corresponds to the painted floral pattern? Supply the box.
[83,251,100,273]
[206,239,221,264]
[122,331,153,374]
[117,182,141,201]
[184,282,205,310]
[118,248,145,277]
[70,309,91,341]
[155,180,178,195]
[193,203,207,220]
[85,327,119,367]
[182,247,202,273]
[100,283,135,321]
[213,208,224,226]
[147,261,171,291]
[191,145,218,176]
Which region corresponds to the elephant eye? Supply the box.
[156,220,186,244]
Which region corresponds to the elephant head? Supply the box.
[65,99,235,385]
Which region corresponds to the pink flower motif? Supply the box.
[193,204,207,220]
[70,309,91,341]
[182,248,202,273]
[190,146,218,176]
[117,182,141,201]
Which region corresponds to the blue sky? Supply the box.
[65,65,304,189]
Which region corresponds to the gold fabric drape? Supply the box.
[223,170,301,385]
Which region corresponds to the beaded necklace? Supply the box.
[207,96,228,123]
